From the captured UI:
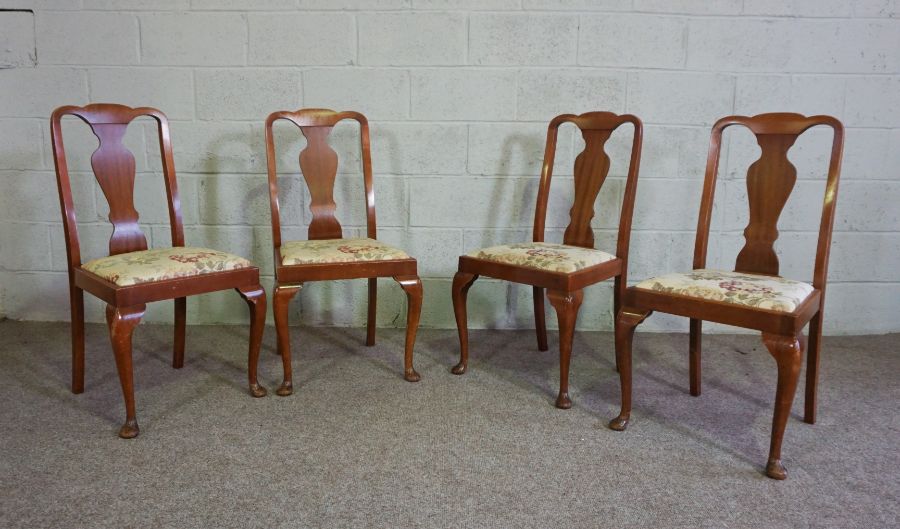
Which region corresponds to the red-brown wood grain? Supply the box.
[610,112,844,480]
[452,111,644,410]
[51,103,267,438]
[264,108,423,393]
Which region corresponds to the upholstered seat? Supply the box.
[82,247,253,287]
[634,269,814,312]
[281,238,410,266]
[466,242,617,274]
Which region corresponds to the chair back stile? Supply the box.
[691,113,844,292]
[264,109,377,253]
[531,112,643,285]
[50,103,185,271]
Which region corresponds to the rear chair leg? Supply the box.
[450,272,478,375]
[689,318,702,396]
[546,289,584,410]
[273,283,302,396]
[804,311,823,424]
[106,304,145,439]
[70,284,85,394]
[173,297,186,368]
[366,278,377,346]
[609,308,650,431]
[237,285,268,398]
[533,287,549,351]
[613,276,622,372]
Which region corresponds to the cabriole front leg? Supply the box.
[237,285,268,398]
[394,276,423,382]
[761,332,804,480]
[450,272,478,375]
[273,283,301,396]
[609,308,650,431]
[106,304,145,439]
[547,289,584,410]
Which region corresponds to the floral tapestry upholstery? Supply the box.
[281,238,410,265]
[466,242,617,274]
[82,247,253,287]
[634,269,814,312]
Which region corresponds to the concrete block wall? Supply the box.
[1,0,898,334]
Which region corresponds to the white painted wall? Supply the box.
[1,0,898,334]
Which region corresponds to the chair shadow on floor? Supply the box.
[428,327,619,409]
[11,321,262,430]
[425,326,783,473]
[273,324,421,387]
[623,338,810,474]
[9,318,801,471]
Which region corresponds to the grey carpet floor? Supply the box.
[0,320,897,528]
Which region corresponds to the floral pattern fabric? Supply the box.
[281,238,410,265]
[466,242,617,274]
[634,269,814,312]
[82,247,253,286]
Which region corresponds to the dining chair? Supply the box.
[51,103,268,438]
[609,113,844,480]
[451,111,643,409]
[264,108,423,396]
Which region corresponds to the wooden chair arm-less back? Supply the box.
[264,109,376,250]
[50,104,185,269]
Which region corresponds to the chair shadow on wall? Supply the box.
[463,124,626,403]
[477,132,544,330]
[454,130,565,402]
[296,125,416,383]
[282,122,407,353]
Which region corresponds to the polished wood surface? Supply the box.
[51,103,267,438]
[264,108,423,393]
[610,112,844,479]
[299,125,343,240]
[563,128,612,248]
[453,111,643,409]
[546,288,584,409]
[735,133,799,275]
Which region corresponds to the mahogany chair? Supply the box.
[51,104,268,439]
[451,112,643,409]
[610,113,844,480]
[264,108,423,396]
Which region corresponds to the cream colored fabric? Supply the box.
[82,247,253,287]
[634,269,814,312]
[466,242,617,273]
[281,238,410,265]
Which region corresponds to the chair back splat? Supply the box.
[50,103,184,264]
[693,113,844,287]
[533,112,643,262]
[264,109,375,247]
